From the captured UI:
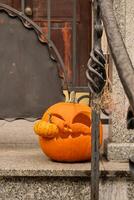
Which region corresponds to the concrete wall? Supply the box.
[0,176,133,200]
[106,0,134,161]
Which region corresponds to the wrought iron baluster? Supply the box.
[91,108,100,200]
[86,3,106,96]
[86,0,106,199]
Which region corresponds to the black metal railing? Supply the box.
[86,0,106,199]
[89,0,134,199]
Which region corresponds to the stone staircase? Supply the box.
[0,120,133,200]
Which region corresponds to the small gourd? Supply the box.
[34,114,59,138]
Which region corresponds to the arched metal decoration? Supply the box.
[0,3,66,121]
[86,0,106,199]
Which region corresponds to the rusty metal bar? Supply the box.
[47,0,51,41]
[72,0,77,87]
[21,0,25,13]
[91,108,100,200]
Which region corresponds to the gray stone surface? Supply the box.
[128,181,134,200]
[110,0,131,143]
[0,176,132,200]
[126,0,134,65]
[0,177,91,200]
[106,142,134,161]
[0,118,130,167]
[100,179,128,200]
[106,0,134,160]
[0,147,92,177]
[0,146,130,177]
[0,145,131,200]
[0,138,132,200]
[113,0,126,36]
[0,120,38,147]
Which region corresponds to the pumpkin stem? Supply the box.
[69,91,77,103]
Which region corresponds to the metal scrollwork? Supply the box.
[86,0,106,98]
[87,1,107,200]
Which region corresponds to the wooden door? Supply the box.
[0,0,92,89]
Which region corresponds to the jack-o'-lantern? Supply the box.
[34,101,103,162]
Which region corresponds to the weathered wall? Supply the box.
[106,0,134,161]
[0,176,133,200]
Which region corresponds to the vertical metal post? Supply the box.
[91,105,100,200]
[90,0,101,196]
[47,0,51,41]
[21,0,25,13]
[72,0,77,87]
[86,0,106,199]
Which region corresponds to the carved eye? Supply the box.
[71,112,91,137]
[72,112,91,127]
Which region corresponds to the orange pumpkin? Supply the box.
[34,102,103,162]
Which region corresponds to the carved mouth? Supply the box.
[39,134,92,162]
[45,132,91,140]
[48,123,91,139]
[42,134,90,141]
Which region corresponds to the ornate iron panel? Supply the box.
[86,0,106,199]
[0,4,65,120]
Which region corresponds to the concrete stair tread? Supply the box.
[0,146,130,177]
[0,120,130,178]
[0,147,91,177]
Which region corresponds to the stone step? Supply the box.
[0,120,133,200]
[0,146,132,200]
[0,147,130,177]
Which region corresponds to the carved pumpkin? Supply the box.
[34,102,103,162]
